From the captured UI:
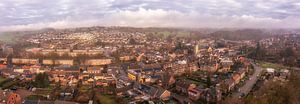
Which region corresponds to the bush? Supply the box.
[34,73,50,88]
[26,95,47,100]
[0,78,12,87]
[1,81,17,89]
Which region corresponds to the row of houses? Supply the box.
[27,48,104,57]
[221,68,248,93]
[174,79,222,103]
[1,64,117,87]
[2,58,112,66]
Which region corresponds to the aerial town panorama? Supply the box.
[1,0,300,104]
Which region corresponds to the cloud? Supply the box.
[2,8,299,31]
[0,0,300,31]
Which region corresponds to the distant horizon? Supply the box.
[1,0,300,31]
[1,25,300,33]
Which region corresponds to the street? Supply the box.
[232,62,263,98]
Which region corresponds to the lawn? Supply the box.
[175,31,190,37]
[96,94,117,104]
[35,88,53,95]
[184,77,206,86]
[1,81,18,89]
[0,77,6,83]
[26,95,47,100]
[257,61,287,70]
[149,31,172,39]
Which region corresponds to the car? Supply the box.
[239,93,245,98]
[10,86,18,91]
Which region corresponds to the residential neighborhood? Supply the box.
[0,27,299,104]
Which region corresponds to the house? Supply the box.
[49,65,79,85]
[141,75,161,83]
[203,87,222,103]
[221,79,235,92]
[279,69,289,79]
[54,65,79,74]
[141,63,162,74]
[133,82,171,100]
[266,68,275,73]
[232,73,241,84]
[149,87,171,100]
[23,70,33,80]
[104,74,115,82]
[175,80,197,94]
[42,60,74,66]
[0,64,7,69]
[30,64,46,73]
[11,58,38,65]
[84,59,112,66]
[159,73,176,88]
[1,69,18,77]
[119,55,136,61]
[128,69,141,81]
[86,66,103,74]
[138,75,151,83]
[237,69,246,79]
[219,58,234,72]
[188,85,205,101]
[96,79,109,86]
[11,67,26,74]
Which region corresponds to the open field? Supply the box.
[0,32,27,43]
[257,61,288,70]
[147,31,191,39]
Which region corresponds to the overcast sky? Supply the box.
[0,0,300,31]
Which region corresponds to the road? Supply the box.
[232,62,263,98]
[291,67,300,71]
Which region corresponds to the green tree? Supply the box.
[248,42,266,60]
[34,73,50,88]
[280,47,297,67]
[129,38,137,44]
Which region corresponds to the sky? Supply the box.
[0,0,300,31]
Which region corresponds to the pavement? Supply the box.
[232,62,263,98]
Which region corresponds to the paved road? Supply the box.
[291,67,300,71]
[232,62,263,98]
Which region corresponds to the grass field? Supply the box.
[0,32,27,43]
[0,77,6,84]
[147,31,191,39]
[35,88,53,95]
[96,94,117,104]
[258,61,287,70]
